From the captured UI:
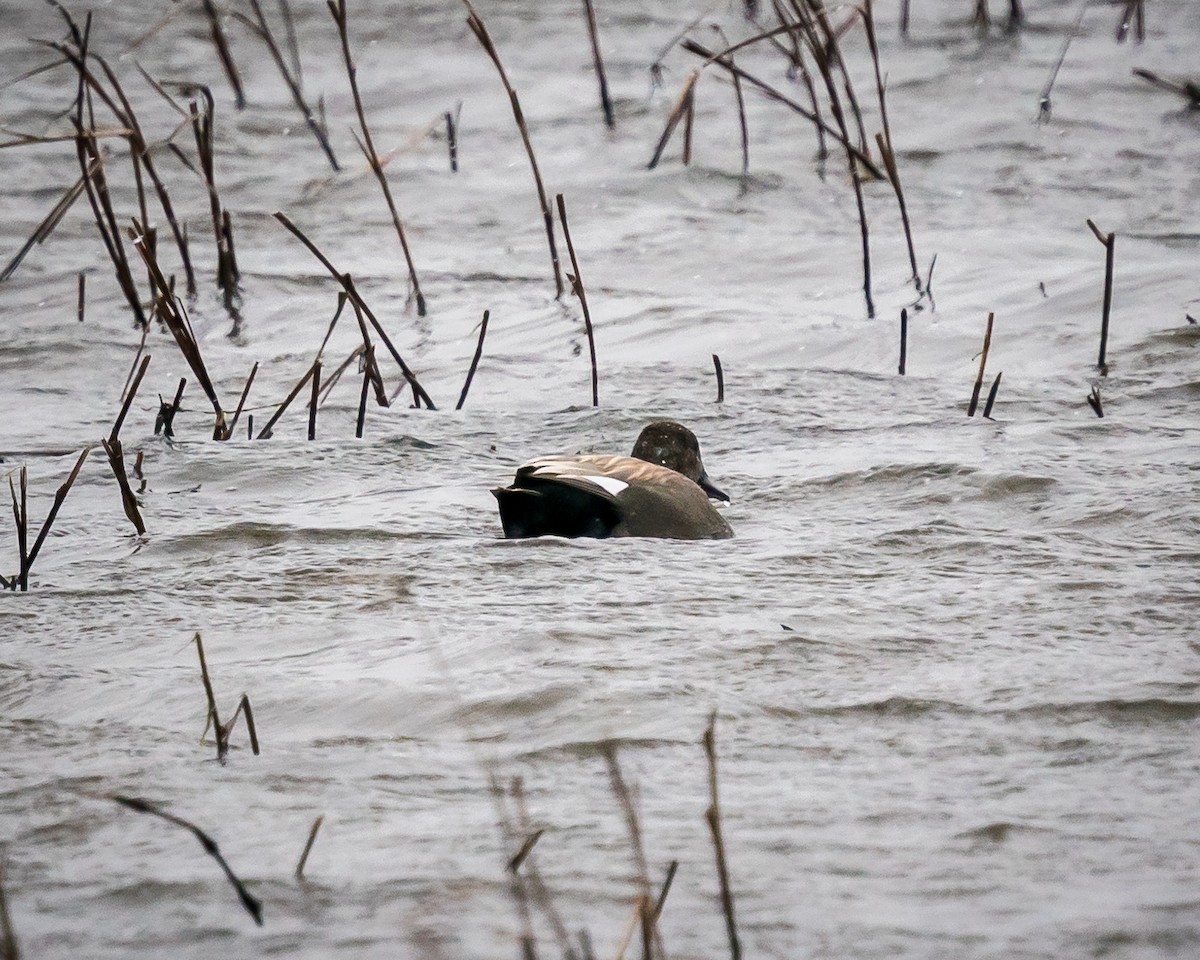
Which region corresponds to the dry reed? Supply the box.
[111,795,263,926]
[456,310,491,410]
[463,0,564,299]
[1086,219,1115,374]
[555,194,600,407]
[295,815,325,880]
[967,311,995,417]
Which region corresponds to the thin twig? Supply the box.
[555,194,599,407]
[456,310,491,410]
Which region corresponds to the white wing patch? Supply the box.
[579,475,629,497]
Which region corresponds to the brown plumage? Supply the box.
[492,421,733,540]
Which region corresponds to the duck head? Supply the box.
[630,420,730,502]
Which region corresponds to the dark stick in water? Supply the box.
[982,371,1003,419]
[223,364,259,441]
[22,448,90,590]
[295,815,324,880]
[77,272,86,322]
[456,310,491,410]
[463,0,564,299]
[555,193,599,407]
[713,353,725,402]
[256,362,318,439]
[1087,384,1104,418]
[305,361,321,440]
[580,0,614,128]
[703,712,741,960]
[111,794,263,925]
[329,0,428,316]
[445,106,460,171]
[1086,219,1115,374]
[200,0,246,108]
[273,212,436,408]
[356,345,374,438]
[899,307,908,375]
[967,312,995,417]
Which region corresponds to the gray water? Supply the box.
[1,0,1198,957]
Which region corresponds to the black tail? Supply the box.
[492,482,618,539]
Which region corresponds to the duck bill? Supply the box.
[698,471,730,502]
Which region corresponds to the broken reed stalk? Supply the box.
[295,815,324,880]
[45,22,198,297]
[967,311,995,417]
[129,221,227,437]
[188,90,238,305]
[898,307,908,374]
[456,309,491,410]
[356,345,374,438]
[682,87,695,165]
[703,712,741,960]
[1086,219,1115,374]
[713,353,725,402]
[111,795,263,926]
[862,0,922,291]
[8,468,28,593]
[1116,0,1145,43]
[555,194,600,407]
[677,40,884,179]
[195,632,226,760]
[647,70,698,169]
[782,6,874,318]
[223,363,259,441]
[486,776,539,960]
[445,107,460,171]
[651,859,679,926]
[256,362,318,439]
[220,694,260,756]
[712,26,750,179]
[600,744,664,960]
[200,0,246,108]
[463,0,564,299]
[1087,384,1104,418]
[103,353,151,536]
[982,371,1002,419]
[900,0,911,35]
[155,378,187,438]
[77,272,86,322]
[329,0,428,316]
[1131,69,1200,106]
[580,0,615,128]
[307,361,321,440]
[1038,0,1089,120]
[240,0,339,170]
[509,779,577,960]
[273,212,435,408]
[0,170,89,282]
[18,448,90,591]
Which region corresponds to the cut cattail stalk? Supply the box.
[77,272,86,321]
[238,0,339,170]
[898,307,908,375]
[307,361,321,440]
[222,363,258,441]
[273,213,435,408]
[1086,219,1116,374]
[555,194,599,407]
[456,310,491,410]
[21,448,90,590]
[982,371,1003,419]
[295,815,324,880]
[713,353,725,402]
[111,795,263,925]
[256,362,318,440]
[647,70,698,169]
[580,0,615,128]
[967,312,995,417]
[156,378,187,438]
[356,345,374,438]
[703,712,741,960]
[8,468,28,592]
[463,1,564,299]
[445,106,460,171]
[330,0,428,316]
[200,0,246,108]
[104,354,151,535]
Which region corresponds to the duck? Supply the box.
[492,420,733,540]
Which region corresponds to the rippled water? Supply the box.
[2,0,1199,957]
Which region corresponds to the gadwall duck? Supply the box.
[492,421,733,540]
